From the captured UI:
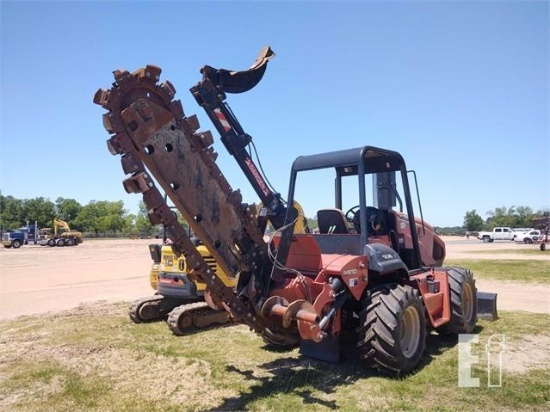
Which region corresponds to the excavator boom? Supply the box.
[53,218,70,235]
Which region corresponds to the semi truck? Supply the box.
[2,221,39,248]
[2,219,83,248]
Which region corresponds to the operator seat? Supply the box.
[317,209,349,234]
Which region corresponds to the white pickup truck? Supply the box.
[477,227,515,243]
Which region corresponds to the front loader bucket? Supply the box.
[200,46,275,94]
[477,291,498,321]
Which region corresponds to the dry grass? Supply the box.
[0,301,548,411]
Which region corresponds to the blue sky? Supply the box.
[1,1,548,227]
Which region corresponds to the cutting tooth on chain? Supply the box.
[94,66,269,332]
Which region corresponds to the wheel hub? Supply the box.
[401,306,421,358]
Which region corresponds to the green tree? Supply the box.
[0,195,24,230]
[463,210,484,232]
[23,197,56,228]
[485,206,513,229]
[100,201,128,233]
[73,200,129,234]
[513,206,535,227]
[55,197,83,222]
[485,206,537,229]
[135,201,152,235]
[124,213,137,232]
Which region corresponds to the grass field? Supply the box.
[467,248,548,256]
[1,259,549,411]
[445,259,550,284]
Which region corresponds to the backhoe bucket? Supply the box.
[477,291,498,321]
[200,46,275,94]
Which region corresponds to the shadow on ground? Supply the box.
[207,327,481,411]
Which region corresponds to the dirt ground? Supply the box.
[0,237,548,321]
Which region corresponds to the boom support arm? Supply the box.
[190,47,287,229]
[53,218,70,235]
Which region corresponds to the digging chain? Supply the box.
[93,66,267,333]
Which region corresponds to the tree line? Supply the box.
[462,206,548,233]
[0,195,164,237]
[1,195,546,237]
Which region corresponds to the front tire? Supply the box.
[482,236,490,243]
[439,267,477,334]
[357,284,426,375]
[12,239,22,249]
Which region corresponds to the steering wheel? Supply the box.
[344,206,385,235]
[345,205,361,233]
[366,207,385,236]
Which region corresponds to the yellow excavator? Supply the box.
[132,204,306,336]
[130,235,237,335]
[38,218,83,247]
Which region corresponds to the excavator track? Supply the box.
[128,295,184,323]
[94,66,271,333]
[167,301,231,336]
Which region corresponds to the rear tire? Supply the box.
[65,238,75,246]
[56,239,65,247]
[439,267,477,334]
[47,239,56,247]
[541,243,546,251]
[357,284,426,375]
